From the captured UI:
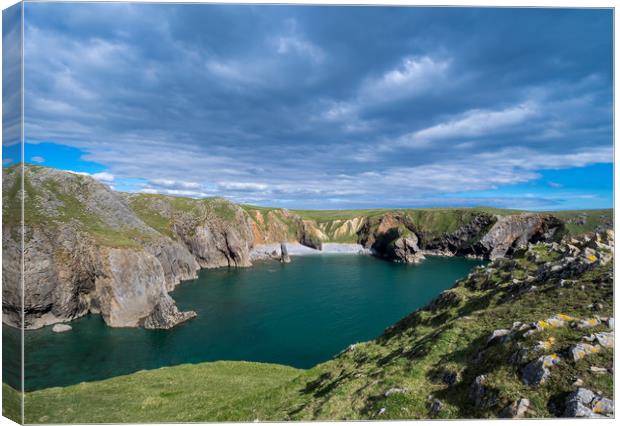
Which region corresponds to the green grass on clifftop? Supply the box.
[8,362,300,423]
[2,383,22,424]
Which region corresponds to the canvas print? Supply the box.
[1,1,614,423]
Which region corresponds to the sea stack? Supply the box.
[280,243,291,263]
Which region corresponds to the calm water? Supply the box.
[3,254,484,391]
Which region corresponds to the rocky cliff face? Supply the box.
[1,165,579,331]
[420,212,497,256]
[356,211,565,263]
[479,214,565,259]
[2,166,239,329]
[358,212,424,263]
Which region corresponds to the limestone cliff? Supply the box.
[3,166,195,329]
[1,165,594,331]
[355,211,565,263]
[479,214,565,259]
[358,212,424,263]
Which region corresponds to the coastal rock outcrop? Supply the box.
[479,214,564,259]
[358,212,424,263]
[2,166,198,329]
[420,212,496,256]
[280,243,291,263]
[297,220,324,250]
[168,199,255,268]
[96,248,196,328]
[356,211,564,263]
[145,241,199,291]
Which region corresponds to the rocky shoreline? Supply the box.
[1,165,609,332]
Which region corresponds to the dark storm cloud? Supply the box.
[22,4,612,208]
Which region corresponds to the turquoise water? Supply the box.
[4,254,484,391]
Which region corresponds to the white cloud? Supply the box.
[403,102,537,146]
[217,181,269,192]
[323,102,355,121]
[206,60,253,84]
[30,156,45,163]
[139,187,209,198]
[150,178,201,190]
[359,56,450,103]
[92,172,115,182]
[318,55,451,133]
[276,35,325,64]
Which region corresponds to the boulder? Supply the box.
[52,323,72,333]
[500,398,530,418]
[442,371,459,386]
[577,318,601,329]
[564,388,613,418]
[569,343,600,361]
[384,387,408,397]
[468,375,498,408]
[429,399,443,416]
[605,317,614,330]
[486,329,511,346]
[522,354,560,385]
[594,332,614,348]
[534,336,555,352]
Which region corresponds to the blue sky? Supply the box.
[4,4,613,209]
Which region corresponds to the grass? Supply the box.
[2,384,22,424]
[6,362,301,424]
[546,209,613,235]
[128,194,244,239]
[43,180,150,249]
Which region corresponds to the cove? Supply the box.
[4,254,485,391]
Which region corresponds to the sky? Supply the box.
[3,4,614,210]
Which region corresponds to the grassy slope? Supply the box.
[127,194,241,238]
[2,384,21,424]
[7,241,613,422]
[8,362,300,423]
[3,165,152,248]
[545,209,613,235]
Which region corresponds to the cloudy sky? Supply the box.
[5,4,614,209]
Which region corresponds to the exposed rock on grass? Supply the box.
[500,398,530,418]
[564,388,614,418]
[522,354,561,385]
